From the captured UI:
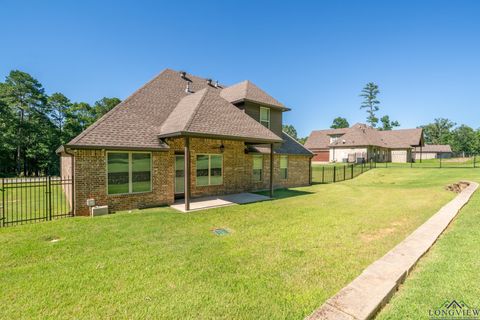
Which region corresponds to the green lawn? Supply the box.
[1,169,479,319]
[376,175,480,319]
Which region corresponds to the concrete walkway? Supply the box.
[306,181,479,320]
[170,192,270,212]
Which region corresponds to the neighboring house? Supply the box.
[413,144,453,160]
[305,123,424,163]
[57,69,312,215]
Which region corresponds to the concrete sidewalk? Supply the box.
[170,192,270,212]
[306,181,479,320]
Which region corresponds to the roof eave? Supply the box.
[231,98,291,111]
[158,131,284,144]
[61,144,170,152]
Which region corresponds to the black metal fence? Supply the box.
[384,156,478,169]
[312,161,375,184]
[0,176,73,227]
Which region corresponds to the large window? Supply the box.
[252,155,263,182]
[260,107,270,128]
[280,155,288,179]
[196,154,223,186]
[107,152,152,195]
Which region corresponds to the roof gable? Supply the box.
[159,88,282,143]
[220,80,288,110]
[66,69,285,149]
[305,124,423,149]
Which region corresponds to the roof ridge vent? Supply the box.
[215,80,219,88]
[206,78,213,86]
[179,71,187,78]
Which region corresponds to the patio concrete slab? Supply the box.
[306,181,478,320]
[170,192,270,212]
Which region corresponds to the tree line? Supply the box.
[0,70,121,177]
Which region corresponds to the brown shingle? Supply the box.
[413,144,452,153]
[66,69,285,149]
[159,87,283,143]
[305,124,423,149]
[220,80,289,110]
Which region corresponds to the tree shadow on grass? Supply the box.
[255,188,314,200]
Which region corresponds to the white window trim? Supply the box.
[252,154,264,182]
[260,107,271,129]
[106,151,153,196]
[196,153,224,187]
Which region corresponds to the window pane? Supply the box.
[210,155,223,185]
[108,153,129,194]
[280,156,288,168]
[132,153,151,192]
[196,155,209,186]
[253,155,263,169]
[260,108,270,121]
[175,155,185,194]
[253,169,262,182]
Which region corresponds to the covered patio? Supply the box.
[170,192,271,212]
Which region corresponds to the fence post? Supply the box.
[351,164,354,179]
[333,166,336,183]
[343,165,346,181]
[1,178,4,227]
[322,166,325,183]
[440,156,442,168]
[47,176,52,221]
[361,162,364,173]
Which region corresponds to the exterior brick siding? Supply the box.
[63,137,311,216]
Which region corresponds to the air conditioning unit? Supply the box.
[91,205,109,217]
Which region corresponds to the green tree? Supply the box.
[282,124,298,139]
[0,70,48,175]
[48,92,72,144]
[379,115,400,131]
[93,97,121,118]
[450,125,478,156]
[420,118,456,145]
[360,82,380,127]
[330,117,349,129]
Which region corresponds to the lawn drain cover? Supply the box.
[212,228,230,236]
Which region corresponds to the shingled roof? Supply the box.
[413,144,452,153]
[247,132,314,156]
[65,69,288,150]
[305,123,423,149]
[159,87,282,143]
[220,80,289,110]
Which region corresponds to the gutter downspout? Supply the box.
[63,147,76,216]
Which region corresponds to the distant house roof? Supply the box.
[413,144,452,153]
[65,69,297,150]
[220,80,289,110]
[305,123,423,149]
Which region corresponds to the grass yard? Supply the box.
[1,169,479,319]
[376,174,480,319]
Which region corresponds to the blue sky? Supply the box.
[1,0,480,137]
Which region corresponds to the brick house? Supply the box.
[305,123,424,163]
[58,69,312,215]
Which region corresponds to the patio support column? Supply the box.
[184,137,191,211]
[269,143,274,198]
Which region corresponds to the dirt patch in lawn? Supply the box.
[445,181,470,193]
[360,227,396,243]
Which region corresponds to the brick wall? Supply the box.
[67,137,311,215]
[69,149,173,216]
